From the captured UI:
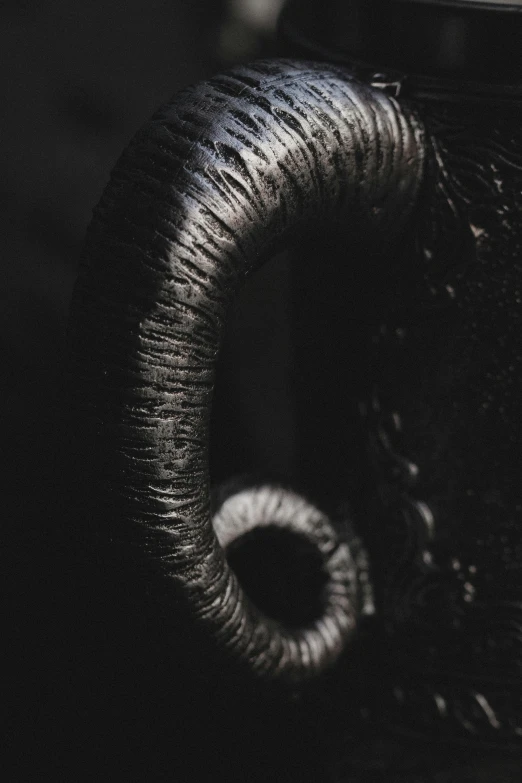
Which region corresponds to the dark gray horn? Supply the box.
[67,60,425,683]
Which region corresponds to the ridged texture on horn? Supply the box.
[67,59,425,682]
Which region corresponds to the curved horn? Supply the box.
[67,60,425,682]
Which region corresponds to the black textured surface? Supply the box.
[360,94,522,744]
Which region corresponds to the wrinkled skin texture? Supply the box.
[67,60,424,684]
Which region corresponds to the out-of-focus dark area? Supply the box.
[1,0,294,528]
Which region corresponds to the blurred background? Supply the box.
[1,0,296,529]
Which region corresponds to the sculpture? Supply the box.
[61,0,522,779]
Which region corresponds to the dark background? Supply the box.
[1,0,299,529]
